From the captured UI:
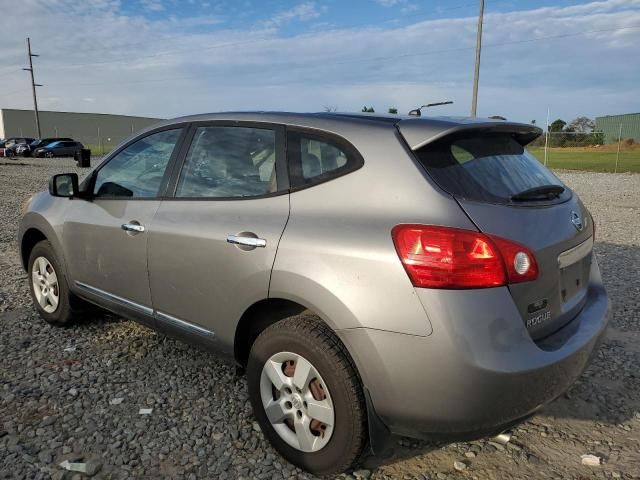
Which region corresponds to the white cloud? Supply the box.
[375,0,416,10]
[141,0,164,12]
[0,0,638,126]
[264,2,323,29]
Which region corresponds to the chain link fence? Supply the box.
[20,124,141,156]
[73,135,126,156]
[528,127,639,173]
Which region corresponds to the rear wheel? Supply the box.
[247,316,367,475]
[28,240,85,326]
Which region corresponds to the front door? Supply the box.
[148,123,289,353]
[63,127,185,315]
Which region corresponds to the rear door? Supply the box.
[406,126,594,339]
[62,141,76,156]
[147,122,290,353]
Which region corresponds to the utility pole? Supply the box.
[615,123,622,174]
[471,0,484,117]
[23,37,42,138]
[544,107,550,166]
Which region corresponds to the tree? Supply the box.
[388,107,398,114]
[549,119,566,132]
[531,119,536,125]
[323,105,338,112]
[567,116,594,133]
[361,106,375,113]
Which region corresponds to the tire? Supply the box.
[28,240,83,326]
[247,315,367,475]
[45,151,54,158]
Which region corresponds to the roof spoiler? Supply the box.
[397,118,543,151]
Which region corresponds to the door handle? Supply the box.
[121,223,145,233]
[226,235,266,248]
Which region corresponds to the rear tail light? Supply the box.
[391,224,538,289]
[489,235,538,284]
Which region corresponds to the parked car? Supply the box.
[19,137,76,157]
[4,137,36,156]
[33,140,84,158]
[15,143,31,156]
[18,112,609,475]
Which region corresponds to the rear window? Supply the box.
[414,132,568,204]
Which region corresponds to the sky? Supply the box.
[0,0,638,126]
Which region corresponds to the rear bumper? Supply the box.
[338,257,609,439]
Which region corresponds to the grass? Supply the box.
[528,146,640,173]
[83,144,114,155]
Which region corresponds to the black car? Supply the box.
[34,140,84,158]
[20,137,75,157]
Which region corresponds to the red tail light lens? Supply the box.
[391,225,538,289]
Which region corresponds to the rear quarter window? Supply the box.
[287,130,363,189]
[414,132,568,204]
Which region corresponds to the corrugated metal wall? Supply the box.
[595,113,640,144]
[0,108,162,148]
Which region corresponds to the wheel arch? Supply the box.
[20,227,49,270]
[235,296,393,456]
[234,274,361,367]
[234,297,308,368]
[19,211,68,279]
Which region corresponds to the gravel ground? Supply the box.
[1,157,639,479]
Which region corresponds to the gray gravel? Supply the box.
[1,159,639,479]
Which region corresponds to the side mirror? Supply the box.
[49,173,79,198]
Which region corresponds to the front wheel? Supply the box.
[247,316,368,475]
[45,151,54,158]
[28,240,84,326]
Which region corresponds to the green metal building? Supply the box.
[595,113,640,144]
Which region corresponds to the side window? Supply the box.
[94,128,182,198]
[287,131,361,188]
[176,126,277,198]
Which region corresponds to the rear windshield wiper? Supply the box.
[511,185,565,202]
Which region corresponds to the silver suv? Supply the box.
[19,112,609,475]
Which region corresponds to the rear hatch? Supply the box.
[399,120,594,339]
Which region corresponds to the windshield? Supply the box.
[414,132,568,204]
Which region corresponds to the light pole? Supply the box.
[471,0,484,117]
[23,37,43,138]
